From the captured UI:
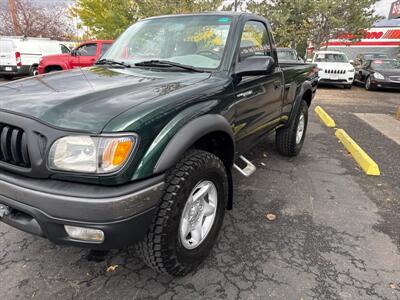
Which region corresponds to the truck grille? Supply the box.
[0,123,30,167]
[324,69,346,74]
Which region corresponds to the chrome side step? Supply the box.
[233,155,256,177]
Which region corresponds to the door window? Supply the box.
[0,40,14,53]
[61,44,70,54]
[76,43,97,56]
[362,61,370,69]
[239,21,272,60]
[100,43,112,55]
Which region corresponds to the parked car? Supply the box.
[0,13,318,276]
[312,50,355,89]
[38,40,113,74]
[354,52,389,67]
[354,59,400,91]
[0,37,69,79]
[277,48,304,63]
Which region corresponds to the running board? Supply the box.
[233,156,256,177]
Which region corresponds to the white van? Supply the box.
[0,37,70,79]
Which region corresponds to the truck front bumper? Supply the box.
[0,170,164,249]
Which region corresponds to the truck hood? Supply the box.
[0,67,211,132]
[41,53,71,62]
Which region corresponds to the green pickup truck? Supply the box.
[0,13,318,276]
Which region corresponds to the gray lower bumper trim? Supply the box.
[0,179,164,222]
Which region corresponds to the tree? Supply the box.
[222,0,246,11]
[311,0,379,49]
[0,0,74,40]
[247,0,379,54]
[247,0,315,53]
[70,0,225,39]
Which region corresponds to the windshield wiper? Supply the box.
[96,59,132,68]
[134,60,204,72]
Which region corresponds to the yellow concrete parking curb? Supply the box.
[335,129,380,176]
[314,106,336,128]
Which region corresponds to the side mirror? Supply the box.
[349,60,354,65]
[236,56,275,77]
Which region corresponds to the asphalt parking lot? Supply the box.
[0,78,399,299]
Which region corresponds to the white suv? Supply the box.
[312,51,355,89]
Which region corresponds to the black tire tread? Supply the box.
[275,100,308,157]
[136,150,225,276]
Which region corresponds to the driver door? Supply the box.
[233,21,283,153]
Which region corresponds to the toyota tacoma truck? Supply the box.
[0,13,317,276]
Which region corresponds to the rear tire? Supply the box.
[137,150,228,276]
[275,100,308,157]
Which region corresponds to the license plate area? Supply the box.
[4,66,12,71]
[330,75,339,80]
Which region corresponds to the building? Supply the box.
[307,0,400,59]
[319,19,400,59]
[306,1,400,60]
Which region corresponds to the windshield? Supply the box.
[102,15,232,70]
[371,60,400,69]
[315,53,349,63]
[364,53,388,60]
[277,50,297,61]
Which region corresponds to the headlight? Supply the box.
[48,134,138,173]
[373,72,385,80]
[348,68,355,72]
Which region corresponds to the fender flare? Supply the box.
[154,114,235,174]
[286,81,313,127]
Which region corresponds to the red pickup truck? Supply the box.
[38,40,113,74]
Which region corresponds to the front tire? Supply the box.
[137,150,228,276]
[275,100,308,157]
[365,76,375,91]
